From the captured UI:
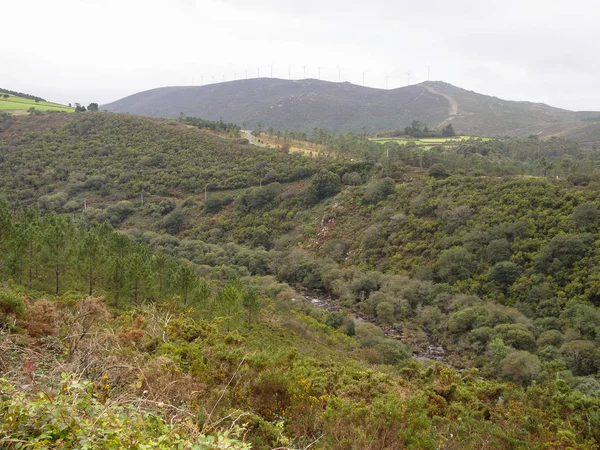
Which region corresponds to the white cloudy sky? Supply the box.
[2,0,599,110]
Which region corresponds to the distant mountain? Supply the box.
[102,79,600,144]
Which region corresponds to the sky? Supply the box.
[2,0,599,110]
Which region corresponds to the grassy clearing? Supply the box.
[369,135,491,151]
[370,135,488,144]
[246,132,328,157]
[0,95,73,112]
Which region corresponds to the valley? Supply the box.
[2,103,600,448]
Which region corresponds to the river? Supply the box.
[298,290,448,364]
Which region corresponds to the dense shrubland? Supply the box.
[2,201,600,448]
[0,113,322,200]
[3,113,600,446]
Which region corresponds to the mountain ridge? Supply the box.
[102,78,600,143]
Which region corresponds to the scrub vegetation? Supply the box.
[2,111,600,448]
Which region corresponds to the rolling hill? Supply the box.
[102,78,600,143]
[0,89,74,114]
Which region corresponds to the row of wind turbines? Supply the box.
[190,65,432,89]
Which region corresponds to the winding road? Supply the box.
[424,85,458,124]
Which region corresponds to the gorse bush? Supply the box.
[0,376,249,449]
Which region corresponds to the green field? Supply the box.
[369,135,491,150]
[0,95,74,112]
[370,135,488,144]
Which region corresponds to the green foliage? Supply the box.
[490,261,521,288]
[534,233,594,275]
[499,350,541,384]
[571,201,600,231]
[0,113,322,201]
[0,289,25,318]
[428,163,449,178]
[0,376,249,449]
[341,171,362,185]
[161,210,188,235]
[362,177,395,204]
[435,247,477,283]
[306,170,341,204]
[323,239,347,262]
[486,238,511,263]
[237,183,279,214]
[560,340,600,376]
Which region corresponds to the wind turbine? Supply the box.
[385,72,388,89]
[338,67,343,82]
[303,65,306,79]
[405,70,411,86]
[288,65,292,80]
[362,71,366,86]
[270,65,273,78]
[257,67,260,78]
[318,66,322,80]
[426,65,430,81]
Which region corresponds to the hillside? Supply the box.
[3,112,600,446]
[0,90,73,114]
[0,112,322,201]
[2,200,600,449]
[101,78,600,143]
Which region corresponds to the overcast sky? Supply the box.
[2,0,599,110]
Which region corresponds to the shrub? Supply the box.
[429,163,448,178]
[534,234,594,275]
[23,299,57,337]
[435,247,477,284]
[204,197,225,214]
[486,239,511,264]
[537,330,563,347]
[161,210,188,235]
[560,340,600,375]
[323,239,348,262]
[376,301,395,325]
[499,350,541,384]
[374,339,411,365]
[490,261,521,288]
[305,171,341,204]
[0,377,249,449]
[0,290,25,318]
[341,172,362,185]
[105,200,135,226]
[158,199,176,215]
[571,202,600,231]
[492,323,536,351]
[63,200,80,213]
[363,177,395,204]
